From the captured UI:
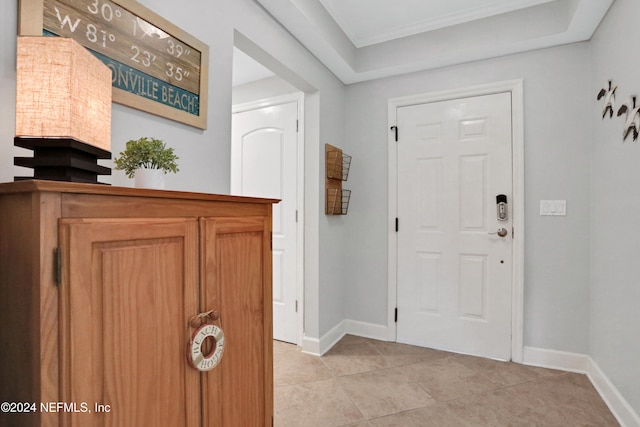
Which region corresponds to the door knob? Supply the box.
[489,228,508,237]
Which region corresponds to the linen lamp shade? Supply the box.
[15,36,112,151]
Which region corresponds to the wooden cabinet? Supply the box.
[0,181,275,427]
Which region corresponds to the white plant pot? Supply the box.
[134,169,165,189]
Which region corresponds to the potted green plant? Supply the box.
[114,137,179,189]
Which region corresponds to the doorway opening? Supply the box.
[231,40,305,346]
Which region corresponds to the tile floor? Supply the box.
[274,335,619,426]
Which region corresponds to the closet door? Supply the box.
[199,217,273,427]
[58,218,199,427]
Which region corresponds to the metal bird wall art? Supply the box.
[597,80,617,119]
[617,96,640,142]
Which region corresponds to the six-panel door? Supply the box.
[396,92,514,360]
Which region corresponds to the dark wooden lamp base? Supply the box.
[14,137,111,184]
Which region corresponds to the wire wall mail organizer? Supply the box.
[325,144,352,215]
[326,148,352,181]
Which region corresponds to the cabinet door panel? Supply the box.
[200,217,273,427]
[59,218,199,427]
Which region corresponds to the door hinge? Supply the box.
[54,247,61,286]
[296,120,299,132]
[295,300,298,313]
[512,226,515,238]
[395,217,399,232]
[390,125,398,142]
[270,232,273,250]
[295,210,298,223]
[394,307,398,323]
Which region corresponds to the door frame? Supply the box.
[232,91,305,346]
[387,79,525,362]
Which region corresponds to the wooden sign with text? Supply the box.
[19,0,209,129]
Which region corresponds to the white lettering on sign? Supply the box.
[26,0,209,128]
[54,6,80,32]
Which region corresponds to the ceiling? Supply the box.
[318,0,555,48]
[254,0,614,84]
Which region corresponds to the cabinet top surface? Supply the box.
[0,180,279,204]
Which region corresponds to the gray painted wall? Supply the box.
[590,0,640,413]
[343,43,593,355]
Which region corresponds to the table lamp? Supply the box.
[14,36,112,183]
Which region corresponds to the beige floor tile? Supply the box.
[446,381,620,427]
[446,355,555,401]
[480,360,563,387]
[367,339,454,367]
[338,367,436,419]
[400,356,479,380]
[274,341,333,386]
[336,334,371,345]
[400,357,500,402]
[450,353,511,373]
[368,403,480,427]
[504,373,620,426]
[321,338,390,376]
[275,378,365,427]
[446,387,543,426]
[274,339,295,352]
[419,374,501,402]
[273,336,619,427]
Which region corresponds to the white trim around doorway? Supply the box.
[232,91,306,347]
[386,79,525,363]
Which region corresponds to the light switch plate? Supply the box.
[540,200,567,216]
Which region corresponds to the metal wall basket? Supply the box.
[326,149,352,181]
[326,189,351,215]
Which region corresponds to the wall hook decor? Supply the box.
[597,80,617,119]
[617,96,640,142]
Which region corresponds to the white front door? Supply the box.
[396,92,513,360]
[231,100,299,344]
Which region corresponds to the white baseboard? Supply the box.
[301,320,390,356]
[301,335,321,356]
[302,321,346,356]
[344,319,389,341]
[522,346,589,373]
[587,357,640,427]
[523,346,640,427]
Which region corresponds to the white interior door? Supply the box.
[396,92,513,360]
[231,100,298,344]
